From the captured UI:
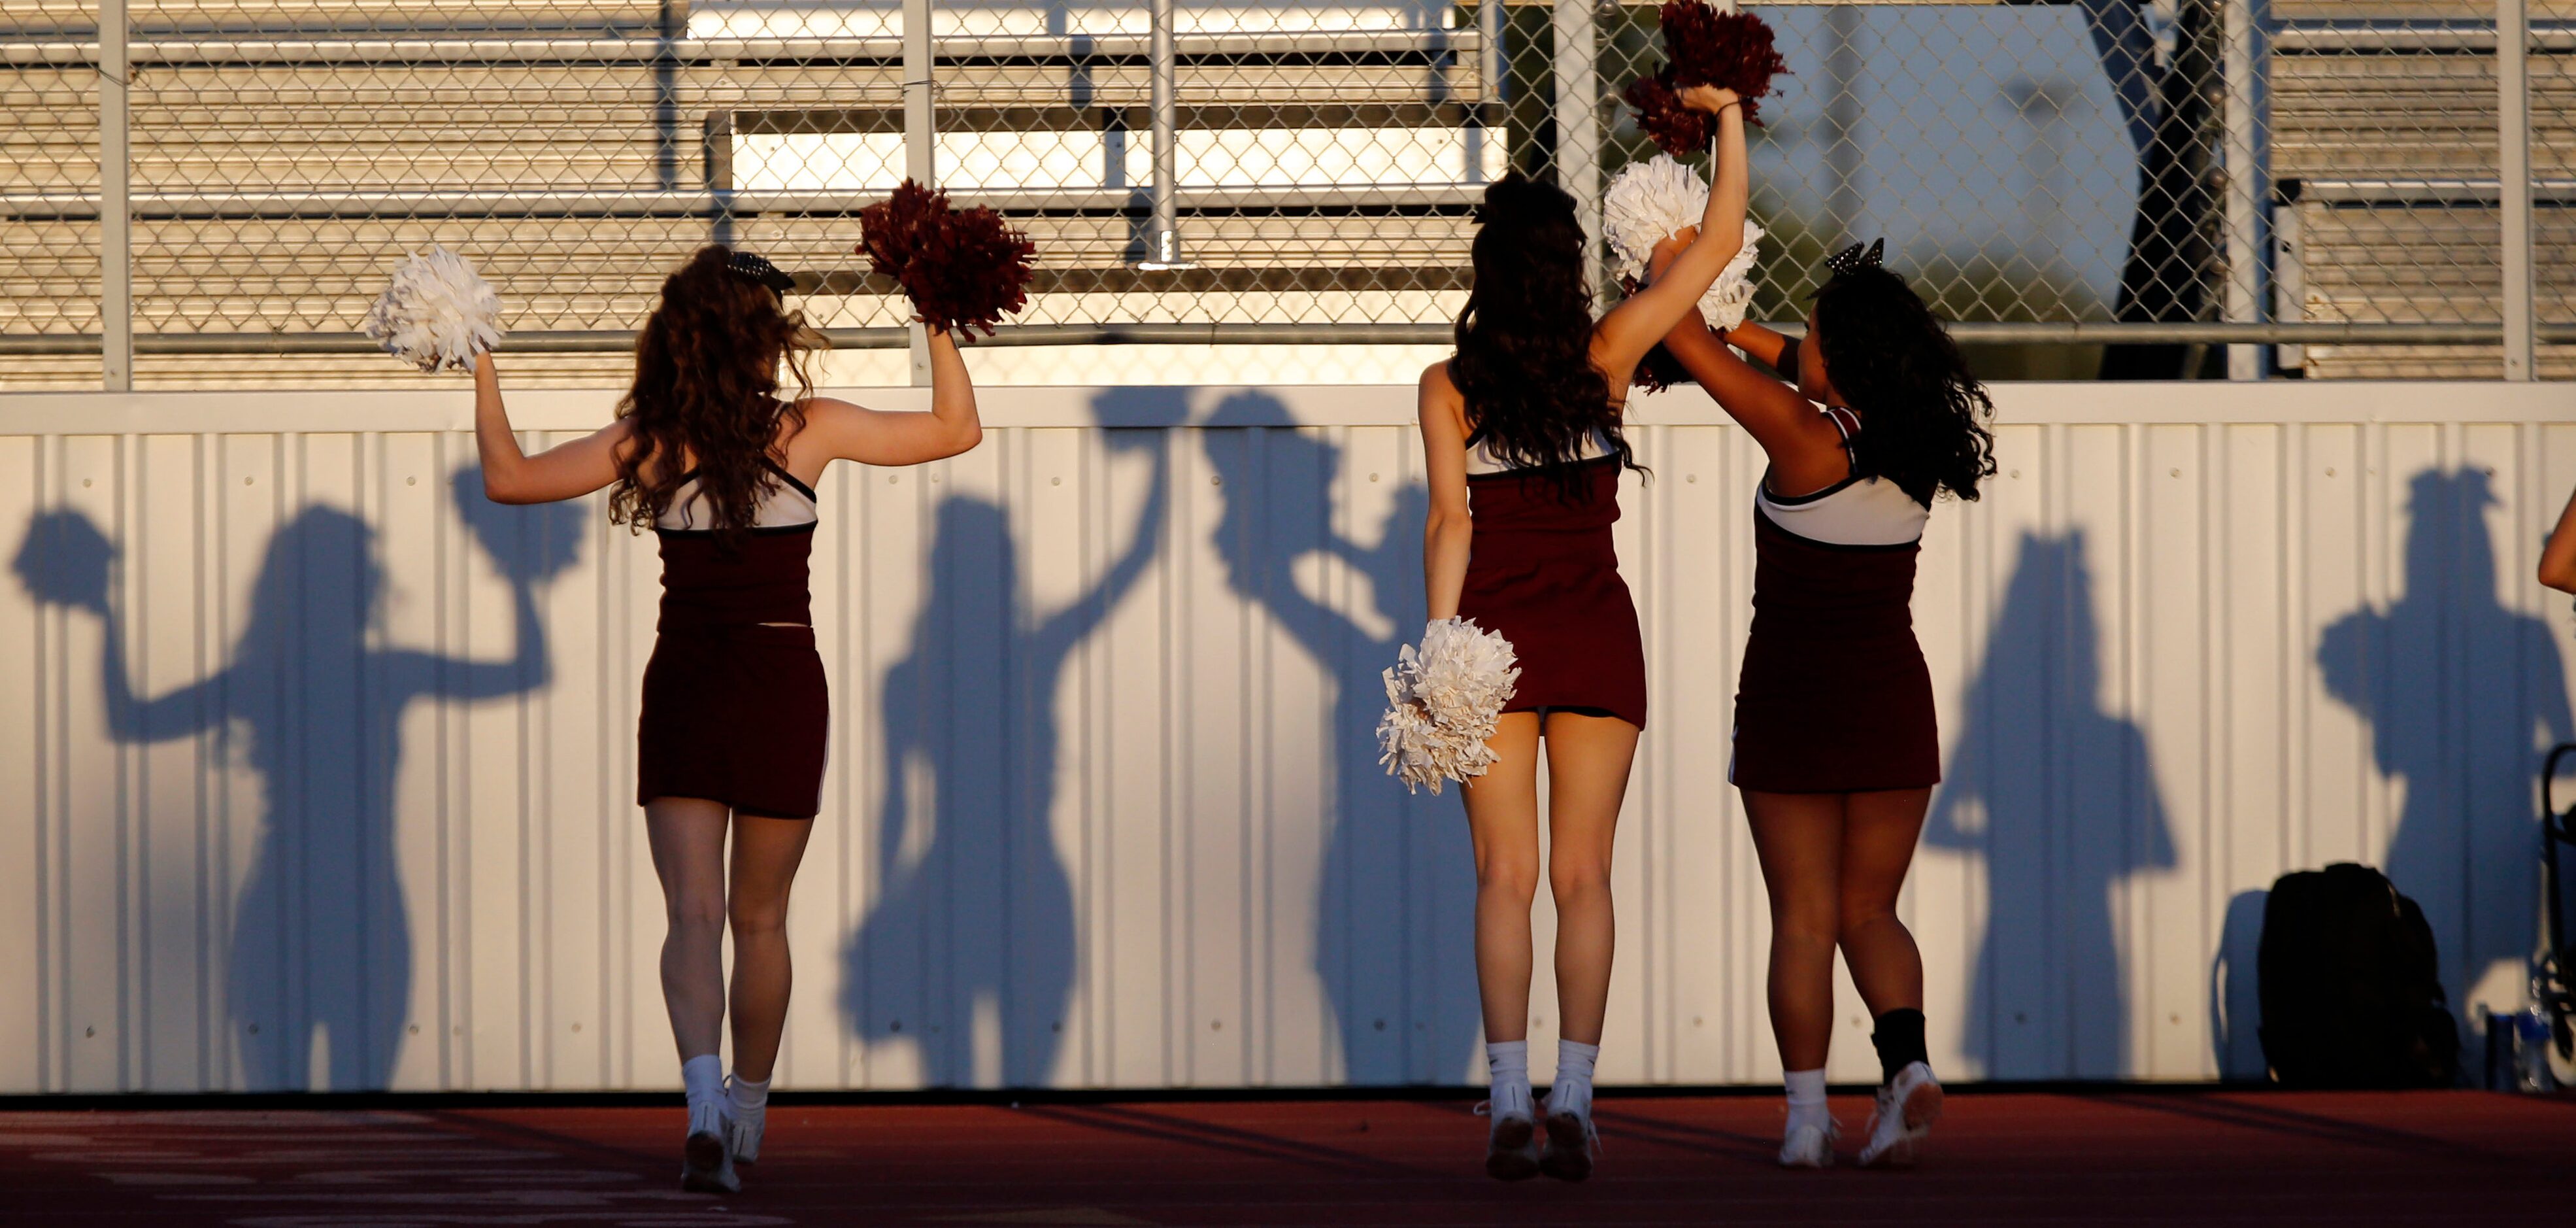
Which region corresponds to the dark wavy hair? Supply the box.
[609,245,817,541]
[1451,175,1641,496]
[1812,265,1995,507]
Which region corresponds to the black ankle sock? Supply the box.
[1870,1008,1928,1085]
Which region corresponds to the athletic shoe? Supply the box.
[1536,1094,1599,1183]
[1778,1116,1839,1168]
[726,1102,765,1165]
[681,1129,740,1193]
[682,1098,740,1193]
[1475,1099,1541,1181]
[1856,1061,1943,1168]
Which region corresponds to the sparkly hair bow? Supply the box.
[1824,239,1885,276]
[726,250,797,294]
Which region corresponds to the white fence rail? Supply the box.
[3,381,2573,1093]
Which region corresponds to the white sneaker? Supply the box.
[682,1099,741,1193]
[1475,1099,1541,1181]
[1778,1116,1839,1169]
[726,1102,765,1164]
[1856,1061,1942,1168]
[1537,1093,1599,1183]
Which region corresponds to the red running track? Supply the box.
[3,1091,2571,1226]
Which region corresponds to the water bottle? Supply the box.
[2514,1008,2557,1093]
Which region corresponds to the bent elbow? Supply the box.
[482,475,528,505]
[949,421,984,458]
[2543,560,2576,595]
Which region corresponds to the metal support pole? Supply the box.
[903,0,935,384]
[1552,0,1601,303]
[1139,0,1189,269]
[2271,192,2305,372]
[2220,0,2262,380]
[1480,0,1506,111]
[2500,0,2537,381]
[99,0,130,391]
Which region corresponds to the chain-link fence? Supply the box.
[2,1,2566,388]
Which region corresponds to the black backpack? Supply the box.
[2256,862,2458,1088]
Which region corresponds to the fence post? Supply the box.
[1141,0,1188,269]
[2220,0,2262,380]
[904,0,935,385]
[2499,0,2535,382]
[1553,0,1602,302]
[99,0,130,392]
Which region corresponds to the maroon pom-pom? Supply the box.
[1626,3,1790,159]
[857,180,1038,338]
[1624,76,1710,160]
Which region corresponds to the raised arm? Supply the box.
[1417,363,1475,622]
[474,350,631,504]
[1590,86,1748,382]
[1715,318,1796,376]
[799,326,984,468]
[1658,316,1847,494]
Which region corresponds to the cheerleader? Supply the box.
[471,246,983,1192]
[1419,84,1748,1182]
[1644,239,1994,1167]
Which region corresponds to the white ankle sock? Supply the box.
[1485,1040,1532,1119]
[682,1054,726,1136]
[728,1071,770,1115]
[1784,1067,1830,1135]
[1552,1039,1600,1118]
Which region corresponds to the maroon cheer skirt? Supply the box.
[1729,509,1939,793]
[1456,457,1647,730]
[637,623,829,819]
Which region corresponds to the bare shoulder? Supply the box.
[793,396,868,424]
[774,397,866,478]
[1417,360,1470,434]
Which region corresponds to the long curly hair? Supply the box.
[609,245,817,541]
[1450,175,1642,496]
[1812,265,1995,507]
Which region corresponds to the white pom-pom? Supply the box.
[1603,155,1765,331]
[361,246,503,372]
[1376,617,1521,795]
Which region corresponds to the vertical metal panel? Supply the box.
[2,384,2573,1092]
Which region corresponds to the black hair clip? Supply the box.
[726,250,797,295]
[1824,238,1885,276]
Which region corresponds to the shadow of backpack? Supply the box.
[2256,862,2459,1088]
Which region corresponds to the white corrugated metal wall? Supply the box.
[2,383,2571,1093]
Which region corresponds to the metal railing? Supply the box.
[1,1,2563,388]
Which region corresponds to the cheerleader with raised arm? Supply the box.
[1643,235,1995,1168]
[470,245,987,1193]
[1413,82,1749,1183]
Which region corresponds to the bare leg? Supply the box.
[1462,712,1544,1044]
[1541,711,1639,1047]
[1837,787,1932,1017]
[646,797,733,1062]
[1741,789,1847,1072]
[726,814,816,1083]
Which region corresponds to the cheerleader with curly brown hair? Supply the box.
[472,246,984,1193]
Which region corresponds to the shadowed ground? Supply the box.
[2,1090,2571,1225]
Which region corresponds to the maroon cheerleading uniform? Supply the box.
[1457,431,1648,730]
[1730,405,1941,793]
[636,456,830,819]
